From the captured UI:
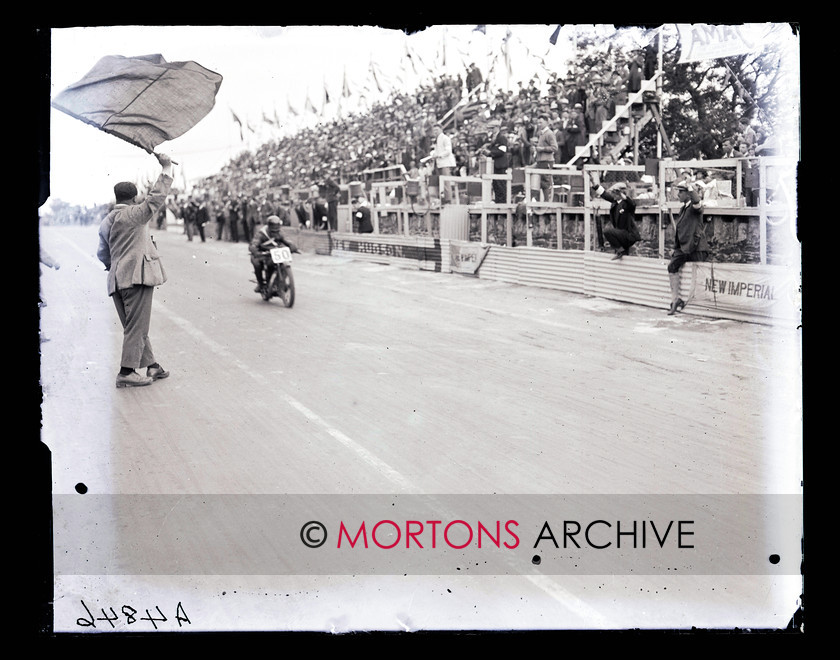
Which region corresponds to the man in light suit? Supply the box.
[430,124,456,203]
[97,152,174,388]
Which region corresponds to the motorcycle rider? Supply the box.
[249,215,298,293]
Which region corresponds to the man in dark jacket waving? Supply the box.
[590,173,641,260]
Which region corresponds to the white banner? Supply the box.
[676,24,765,63]
[450,241,489,275]
[691,262,800,321]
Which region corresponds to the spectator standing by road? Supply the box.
[215,195,229,241]
[195,196,209,243]
[39,245,60,342]
[245,196,259,241]
[227,195,241,242]
[305,184,329,231]
[324,171,341,231]
[183,197,199,242]
[666,181,709,315]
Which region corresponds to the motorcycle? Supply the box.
[259,245,296,307]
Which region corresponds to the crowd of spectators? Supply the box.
[186,51,657,239]
[159,47,777,240]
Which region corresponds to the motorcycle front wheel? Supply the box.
[279,265,295,308]
[269,265,295,308]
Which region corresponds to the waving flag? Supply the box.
[342,68,352,98]
[51,53,223,153]
[230,108,244,140]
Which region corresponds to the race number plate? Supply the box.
[269,247,293,264]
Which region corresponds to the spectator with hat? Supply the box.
[590,172,640,259]
[351,196,374,233]
[324,171,341,231]
[480,117,511,203]
[430,124,456,176]
[588,75,611,134]
[666,180,709,315]
[305,184,329,231]
[97,152,174,389]
[533,113,558,201]
[627,49,644,94]
[564,103,587,164]
[429,123,457,203]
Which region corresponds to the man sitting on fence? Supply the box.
[590,173,640,260]
[351,197,373,234]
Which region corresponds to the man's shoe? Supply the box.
[611,250,625,260]
[116,371,153,388]
[147,365,170,381]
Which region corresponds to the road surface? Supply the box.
[38,225,803,632]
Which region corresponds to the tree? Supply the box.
[562,24,796,162]
[650,24,795,160]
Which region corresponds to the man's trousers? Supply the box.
[112,285,156,370]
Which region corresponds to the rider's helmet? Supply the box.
[267,215,282,236]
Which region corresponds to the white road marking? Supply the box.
[155,299,417,493]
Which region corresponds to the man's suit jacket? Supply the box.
[353,205,373,233]
[487,131,510,172]
[599,188,641,241]
[98,173,173,296]
[535,127,558,165]
[433,132,456,169]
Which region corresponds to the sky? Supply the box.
[46,24,588,209]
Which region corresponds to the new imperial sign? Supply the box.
[691,262,800,320]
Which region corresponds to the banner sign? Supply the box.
[675,24,764,63]
[450,241,489,275]
[691,262,800,320]
[332,237,442,268]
